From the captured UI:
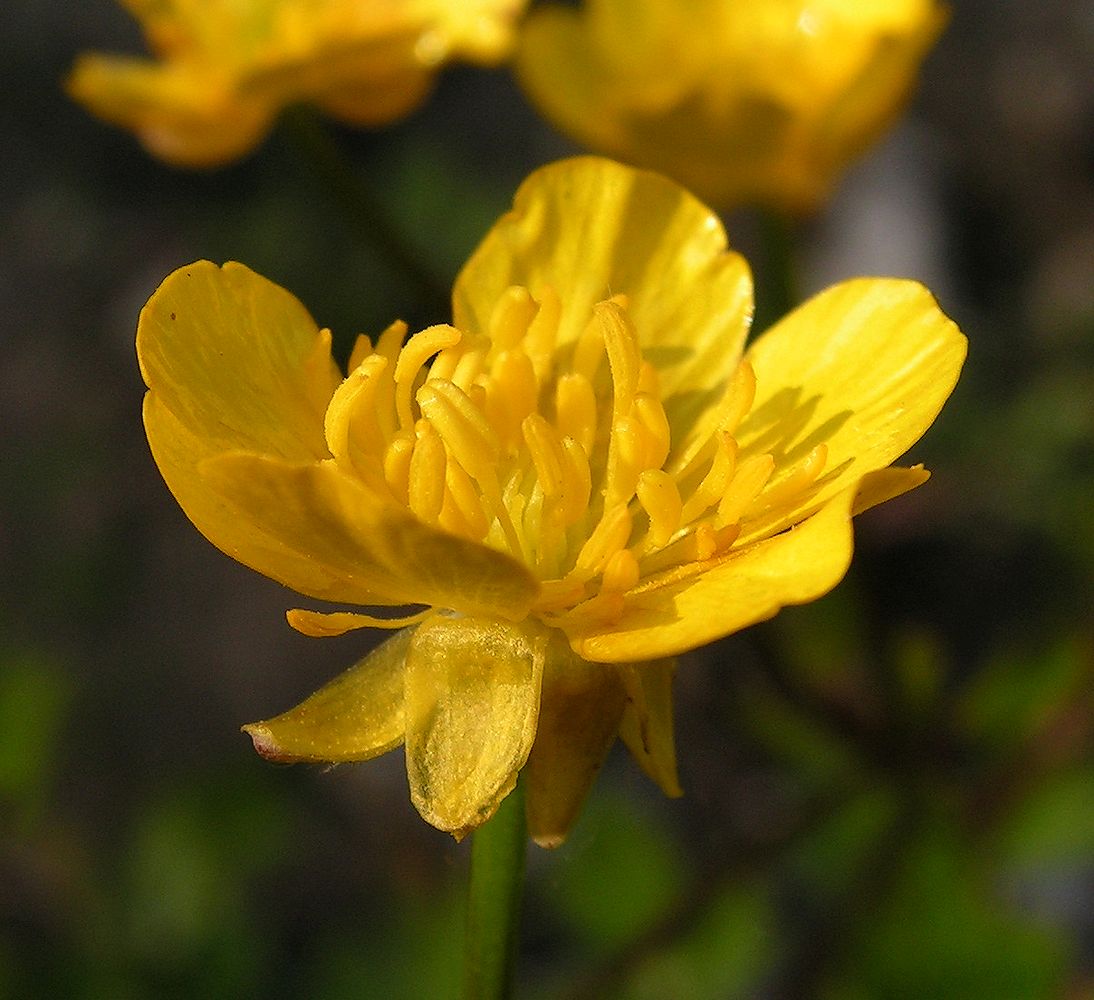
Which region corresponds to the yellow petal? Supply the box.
[452,157,754,438]
[199,453,541,618]
[66,56,272,167]
[242,626,412,763]
[144,393,379,605]
[568,472,894,662]
[735,278,966,543]
[403,615,547,838]
[524,635,626,847]
[515,1,946,213]
[138,260,341,464]
[617,659,682,797]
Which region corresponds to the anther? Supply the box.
[407,424,447,523]
[637,469,683,548]
[394,325,461,429]
[716,453,775,528]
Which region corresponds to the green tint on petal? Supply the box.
[138,261,341,464]
[617,659,682,797]
[242,627,413,763]
[524,635,627,847]
[199,454,541,616]
[453,157,754,437]
[569,476,884,662]
[735,278,966,542]
[404,615,547,838]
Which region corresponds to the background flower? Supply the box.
[67,0,527,166]
[516,0,946,214]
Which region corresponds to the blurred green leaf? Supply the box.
[618,882,774,1000]
[0,648,72,821]
[821,815,1069,1000]
[547,790,686,952]
[956,637,1089,749]
[996,767,1094,867]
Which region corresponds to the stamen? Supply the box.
[746,443,828,517]
[555,372,598,456]
[524,285,560,379]
[632,393,671,470]
[679,432,737,524]
[416,379,499,483]
[324,354,388,470]
[407,422,447,523]
[394,324,462,429]
[716,453,776,528]
[489,285,539,351]
[442,459,490,541]
[599,300,641,416]
[557,437,592,527]
[383,430,415,505]
[601,548,640,593]
[636,469,683,548]
[575,504,633,575]
[667,358,755,478]
[522,413,566,498]
[717,359,756,434]
[571,311,606,383]
[485,350,537,448]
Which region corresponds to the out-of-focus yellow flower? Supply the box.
[138,157,965,843]
[516,0,947,214]
[67,0,526,167]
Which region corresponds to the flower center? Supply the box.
[327,286,827,627]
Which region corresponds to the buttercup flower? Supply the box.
[67,0,526,167]
[517,0,947,214]
[138,157,965,844]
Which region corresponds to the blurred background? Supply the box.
[2,1,1092,997]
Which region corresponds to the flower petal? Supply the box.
[404,615,546,838]
[66,57,272,167]
[453,157,754,437]
[138,260,341,464]
[735,278,966,542]
[145,393,378,605]
[617,659,682,797]
[568,472,896,662]
[242,626,412,763]
[199,452,541,617]
[524,635,627,847]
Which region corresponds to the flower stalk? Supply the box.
[463,775,527,1000]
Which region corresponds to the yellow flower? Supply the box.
[137,157,965,844]
[67,0,526,167]
[516,0,947,214]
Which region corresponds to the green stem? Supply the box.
[463,777,527,1000]
[754,208,801,331]
[278,105,450,320]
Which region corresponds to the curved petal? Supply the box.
[199,452,541,617]
[735,278,966,543]
[242,626,412,763]
[524,635,626,847]
[452,157,754,436]
[145,393,379,605]
[404,615,546,838]
[66,58,272,167]
[568,471,896,662]
[138,260,341,463]
[617,659,682,797]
